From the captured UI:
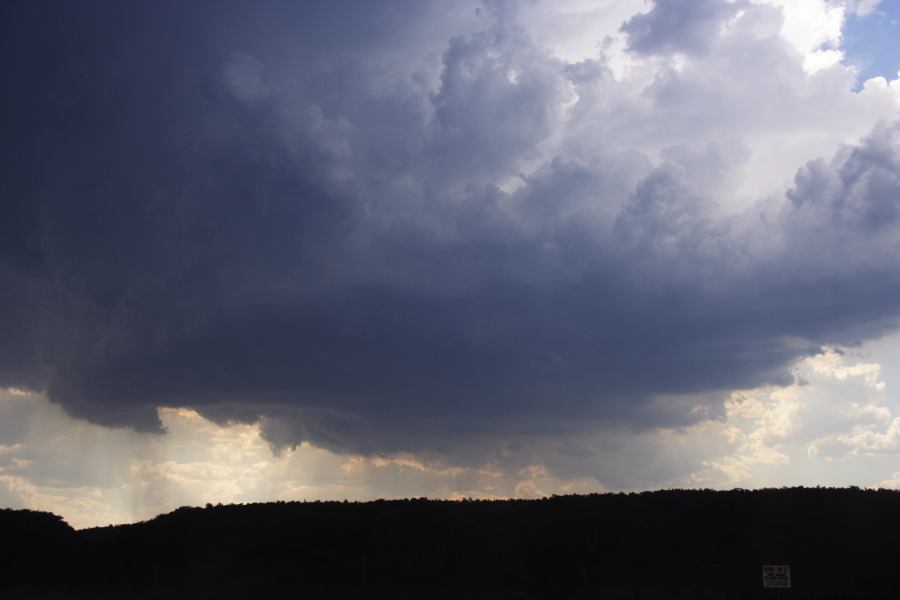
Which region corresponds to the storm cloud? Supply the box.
[2,0,899,458]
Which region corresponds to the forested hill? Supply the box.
[3,487,899,599]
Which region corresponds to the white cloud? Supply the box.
[847,0,882,17]
[759,0,846,72]
[686,347,900,485]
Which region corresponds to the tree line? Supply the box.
[2,487,899,599]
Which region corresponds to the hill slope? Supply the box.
[2,488,898,598]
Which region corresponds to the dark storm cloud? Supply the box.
[2,0,899,456]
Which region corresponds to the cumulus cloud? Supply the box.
[621,0,745,57]
[1,0,899,465]
[682,347,900,486]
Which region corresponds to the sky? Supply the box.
[1,0,900,529]
[844,0,900,83]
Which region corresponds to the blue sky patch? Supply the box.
[843,1,900,84]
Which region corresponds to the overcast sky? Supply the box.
[2,0,900,528]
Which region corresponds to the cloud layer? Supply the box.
[1,0,899,460]
[4,345,900,528]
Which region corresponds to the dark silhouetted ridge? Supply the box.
[2,487,899,598]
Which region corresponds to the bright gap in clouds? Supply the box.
[0,389,601,528]
[4,339,900,528]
